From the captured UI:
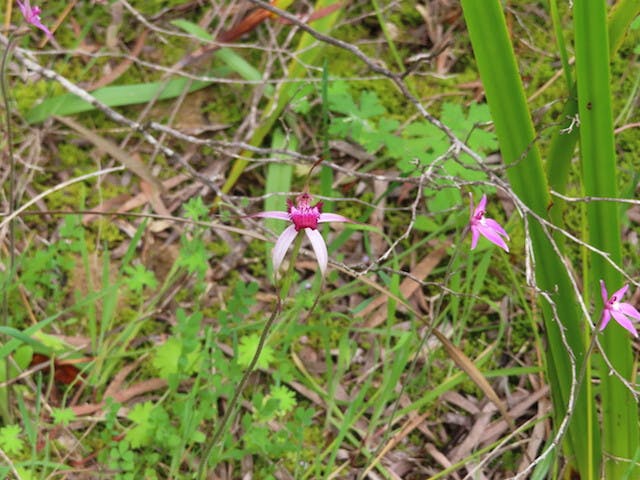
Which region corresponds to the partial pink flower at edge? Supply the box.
[599,280,640,337]
[469,194,510,252]
[252,193,352,277]
[17,0,53,39]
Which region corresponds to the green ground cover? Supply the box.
[1,1,639,478]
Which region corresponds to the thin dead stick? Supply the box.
[12,209,268,242]
[360,411,431,478]
[0,166,124,231]
[0,447,21,479]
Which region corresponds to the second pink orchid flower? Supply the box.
[599,280,640,337]
[469,194,510,252]
[17,0,53,39]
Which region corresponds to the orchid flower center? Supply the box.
[287,193,323,231]
[473,209,485,222]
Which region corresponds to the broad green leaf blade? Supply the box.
[546,0,640,202]
[26,78,214,124]
[573,1,638,477]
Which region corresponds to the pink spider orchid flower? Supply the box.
[17,0,53,39]
[469,194,510,252]
[253,193,352,276]
[599,280,640,337]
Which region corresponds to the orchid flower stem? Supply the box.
[199,236,303,477]
[584,331,595,480]
[0,33,18,424]
[198,296,282,479]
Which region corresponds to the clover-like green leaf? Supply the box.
[0,424,24,455]
[238,334,275,369]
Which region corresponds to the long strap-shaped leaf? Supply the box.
[573,1,639,477]
[459,1,596,476]
[546,0,640,225]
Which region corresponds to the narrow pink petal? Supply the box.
[483,218,510,239]
[252,211,291,221]
[599,310,611,331]
[470,227,480,250]
[618,303,640,321]
[478,225,509,252]
[477,194,487,212]
[272,225,297,273]
[610,310,639,337]
[612,284,629,301]
[318,213,352,223]
[305,229,328,276]
[17,0,28,17]
[33,21,53,39]
[600,280,608,304]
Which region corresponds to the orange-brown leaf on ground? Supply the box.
[217,8,272,43]
[180,2,343,69]
[275,2,343,24]
[72,378,168,417]
[30,353,84,385]
[217,1,343,43]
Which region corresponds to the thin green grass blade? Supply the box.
[548,0,573,90]
[0,327,53,353]
[368,332,412,434]
[460,1,596,476]
[171,18,273,96]
[622,448,640,480]
[370,0,403,71]
[0,288,113,359]
[608,0,640,53]
[320,373,373,474]
[573,1,639,477]
[264,129,294,226]
[545,0,575,236]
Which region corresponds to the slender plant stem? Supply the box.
[370,0,403,72]
[198,235,303,478]
[1,33,18,424]
[197,296,282,479]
